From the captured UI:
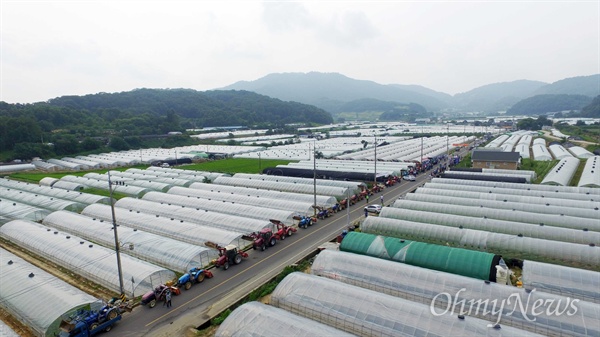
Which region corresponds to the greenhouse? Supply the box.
[514,144,530,158]
[0,164,36,173]
[0,220,175,297]
[233,173,364,193]
[47,158,86,170]
[0,199,50,222]
[404,193,600,220]
[532,138,546,146]
[61,157,103,169]
[213,176,351,199]
[312,250,600,336]
[578,156,600,188]
[51,180,85,192]
[168,186,316,215]
[391,199,600,232]
[31,160,60,171]
[0,321,19,337]
[482,168,537,181]
[540,157,580,186]
[42,211,216,272]
[431,177,600,196]
[145,166,226,181]
[142,192,297,225]
[569,146,595,159]
[111,170,195,187]
[485,134,509,148]
[339,232,500,281]
[0,188,86,213]
[380,206,600,245]
[531,144,553,161]
[271,272,540,337]
[521,260,600,304]
[83,171,174,192]
[445,170,533,183]
[113,198,273,234]
[60,175,151,197]
[265,166,391,182]
[0,248,100,337]
[77,155,122,167]
[38,177,59,187]
[548,144,574,160]
[360,217,600,271]
[81,204,248,248]
[415,187,600,210]
[0,178,110,205]
[188,182,338,207]
[215,302,354,337]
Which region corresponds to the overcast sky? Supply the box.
[2,1,599,103]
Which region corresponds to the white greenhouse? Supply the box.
[83,171,174,192]
[548,144,574,160]
[188,182,338,207]
[0,199,50,222]
[482,168,537,181]
[0,321,19,337]
[392,199,600,232]
[60,175,151,197]
[61,157,103,169]
[360,216,600,270]
[47,158,86,170]
[145,166,226,181]
[485,135,509,148]
[380,206,599,245]
[271,272,542,337]
[215,302,355,337]
[430,177,600,196]
[0,188,86,213]
[514,144,530,159]
[0,178,110,205]
[168,186,315,215]
[232,173,364,193]
[0,220,175,297]
[81,204,248,248]
[38,177,59,187]
[213,176,350,199]
[445,170,533,182]
[532,138,546,146]
[0,248,100,337]
[142,192,297,225]
[31,160,60,171]
[311,250,600,336]
[531,144,553,161]
[51,180,85,192]
[113,198,274,234]
[0,164,36,173]
[540,157,580,186]
[578,156,600,188]
[42,211,216,271]
[569,146,595,159]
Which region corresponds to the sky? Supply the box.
[1,0,599,104]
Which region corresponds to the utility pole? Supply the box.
[313,140,317,216]
[107,171,125,297]
[373,135,377,188]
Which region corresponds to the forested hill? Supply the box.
[43,88,333,126]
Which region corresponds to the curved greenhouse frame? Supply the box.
[60,175,151,197]
[233,173,364,193]
[52,180,85,191]
[391,199,600,231]
[114,198,273,233]
[142,192,297,225]
[361,217,600,270]
[312,250,600,336]
[0,248,99,337]
[380,206,599,245]
[0,220,175,297]
[81,204,247,248]
[531,144,553,161]
[271,272,540,337]
[431,177,600,195]
[514,144,530,158]
[0,199,50,222]
[578,156,600,188]
[213,176,350,199]
[549,144,574,160]
[0,188,86,213]
[0,178,110,205]
[446,170,532,182]
[541,157,580,186]
[569,146,594,159]
[146,166,225,181]
[188,182,338,207]
[0,321,19,337]
[215,302,354,337]
[39,177,59,187]
[42,211,216,272]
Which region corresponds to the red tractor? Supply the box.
[207,242,248,270]
[243,228,277,251]
[271,219,297,240]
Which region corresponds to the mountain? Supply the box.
[506,94,593,115]
[577,95,600,118]
[389,84,454,105]
[221,72,449,112]
[452,80,548,112]
[532,74,600,97]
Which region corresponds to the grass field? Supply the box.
[520,159,559,184]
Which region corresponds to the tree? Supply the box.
[576,120,586,126]
[81,137,101,151]
[109,136,130,151]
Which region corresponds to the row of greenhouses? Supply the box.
[0,220,175,297]
[59,175,151,197]
[549,144,574,159]
[212,176,351,199]
[232,173,364,192]
[431,177,600,195]
[0,199,50,223]
[277,159,412,176]
[532,144,553,161]
[0,178,111,205]
[0,247,101,337]
[0,187,86,212]
[579,156,600,188]
[446,169,534,182]
[540,157,580,186]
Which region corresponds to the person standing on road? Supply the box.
[364,209,368,217]
[380,195,384,204]
[165,289,172,308]
[365,194,369,203]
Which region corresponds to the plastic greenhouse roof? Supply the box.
[0,199,51,222]
[213,176,350,199]
[109,170,194,187]
[0,188,86,213]
[569,146,595,159]
[380,206,600,246]
[168,186,315,215]
[0,247,99,337]
[81,203,248,248]
[271,272,543,337]
[233,173,364,192]
[549,144,575,160]
[142,192,297,226]
[0,178,110,205]
[145,166,226,181]
[215,302,356,337]
[311,250,600,337]
[0,321,19,337]
[60,175,151,197]
[531,144,553,161]
[51,180,85,191]
[188,182,338,207]
[541,157,580,186]
[114,198,275,233]
[39,177,59,187]
[431,177,600,195]
[42,211,216,272]
[0,220,175,297]
[360,216,600,271]
[579,156,600,188]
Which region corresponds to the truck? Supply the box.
[59,306,121,337]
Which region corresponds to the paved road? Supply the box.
[114,174,432,337]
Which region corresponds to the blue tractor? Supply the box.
[178,267,214,290]
[59,303,121,337]
[294,215,313,229]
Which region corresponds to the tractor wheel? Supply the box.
[197,273,206,283]
[105,325,113,332]
[148,299,156,308]
[280,233,285,240]
[223,262,229,270]
[269,237,276,247]
[107,309,118,320]
[90,323,99,331]
[252,244,257,250]
[185,281,192,290]
[234,254,243,265]
[260,244,266,251]
[287,229,293,237]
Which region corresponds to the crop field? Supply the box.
[179,158,294,175]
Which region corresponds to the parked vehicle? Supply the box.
[313,206,330,220]
[244,228,277,251]
[178,267,214,290]
[294,215,313,229]
[404,175,416,181]
[141,284,181,308]
[59,304,121,336]
[271,219,297,240]
[364,204,382,214]
[207,242,248,270]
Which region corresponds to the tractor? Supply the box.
[178,267,214,290]
[140,284,180,308]
[243,227,277,251]
[207,242,248,270]
[271,219,297,240]
[294,215,313,229]
[313,206,330,220]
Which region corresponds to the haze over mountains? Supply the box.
[222,72,600,115]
